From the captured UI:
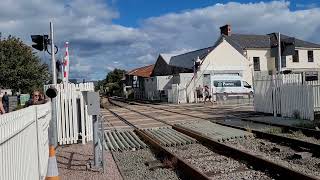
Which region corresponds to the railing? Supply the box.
[0,102,51,180]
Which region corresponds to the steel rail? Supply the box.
[214,121,320,156]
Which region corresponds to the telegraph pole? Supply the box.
[49,22,58,147]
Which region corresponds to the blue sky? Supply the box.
[1,0,320,80]
[113,0,320,27]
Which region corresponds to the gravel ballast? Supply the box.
[167,144,272,180]
[225,137,320,177]
[113,149,181,180]
[279,131,320,145]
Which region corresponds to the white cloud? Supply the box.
[1,1,320,80]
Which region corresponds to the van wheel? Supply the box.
[222,93,228,101]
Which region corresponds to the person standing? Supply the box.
[204,85,213,104]
[24,90,46,107]
[196,85,203,103]
[0,90,5,114]
[2,92,9,113]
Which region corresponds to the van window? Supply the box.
[243,81,250,86]
[213,80,241,87]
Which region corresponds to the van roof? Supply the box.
[211,75,242,80]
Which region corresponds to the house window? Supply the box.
[293,50,299,62]
[253,57,260,71]
[308,51,314,62]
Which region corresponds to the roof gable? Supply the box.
[127,64,154,78]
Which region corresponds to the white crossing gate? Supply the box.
[45,82,95,145]
[254,74,315,120]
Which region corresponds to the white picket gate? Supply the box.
[45,82,95,145]
[254,74,316,120]
[0,102,51,180]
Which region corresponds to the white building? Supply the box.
[141,24,320,102]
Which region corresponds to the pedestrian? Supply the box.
[0,90,5,114]
[204,85,212,104]
[2,92,9,113]
[24,90,46,107]
[196,85,203,102]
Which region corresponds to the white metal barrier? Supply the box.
[49,82,94,145]
[0,102,51,180]
[307,80,320,111]
[254,74,316,120]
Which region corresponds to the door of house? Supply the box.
[203,74,211,87]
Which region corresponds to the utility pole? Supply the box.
[51,22,57,84]
[49,22,58,147]
[278,32,282,74]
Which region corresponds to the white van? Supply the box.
[211,75,253,100]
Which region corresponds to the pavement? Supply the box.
[56,143,122,180]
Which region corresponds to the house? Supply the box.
[219,25,320,80]
[128,24,320,102]
[123,64,154,99]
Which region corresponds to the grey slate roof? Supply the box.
[225,33,320,51]
[159,32,320,70]
[268,33,320,48]
[168,46,214,69]
[224,34,270,49]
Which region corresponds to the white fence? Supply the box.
[48,82,95,145]
[307,80,320,111]
[254,74,317,120]
[0,102,51,180]
[168,84,187,104]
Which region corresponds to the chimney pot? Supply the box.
[220,24,231,36]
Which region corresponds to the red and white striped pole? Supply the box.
[63,42,69,83]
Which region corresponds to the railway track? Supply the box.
[106,97,320,179]
[106,104,271,179]
[106,106,210,179]
[118,98,320,148]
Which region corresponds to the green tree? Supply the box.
[0,35,49,93]
[96,68,126,96]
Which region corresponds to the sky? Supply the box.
[1,0,320,80]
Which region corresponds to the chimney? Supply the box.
[220,24,231,36]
